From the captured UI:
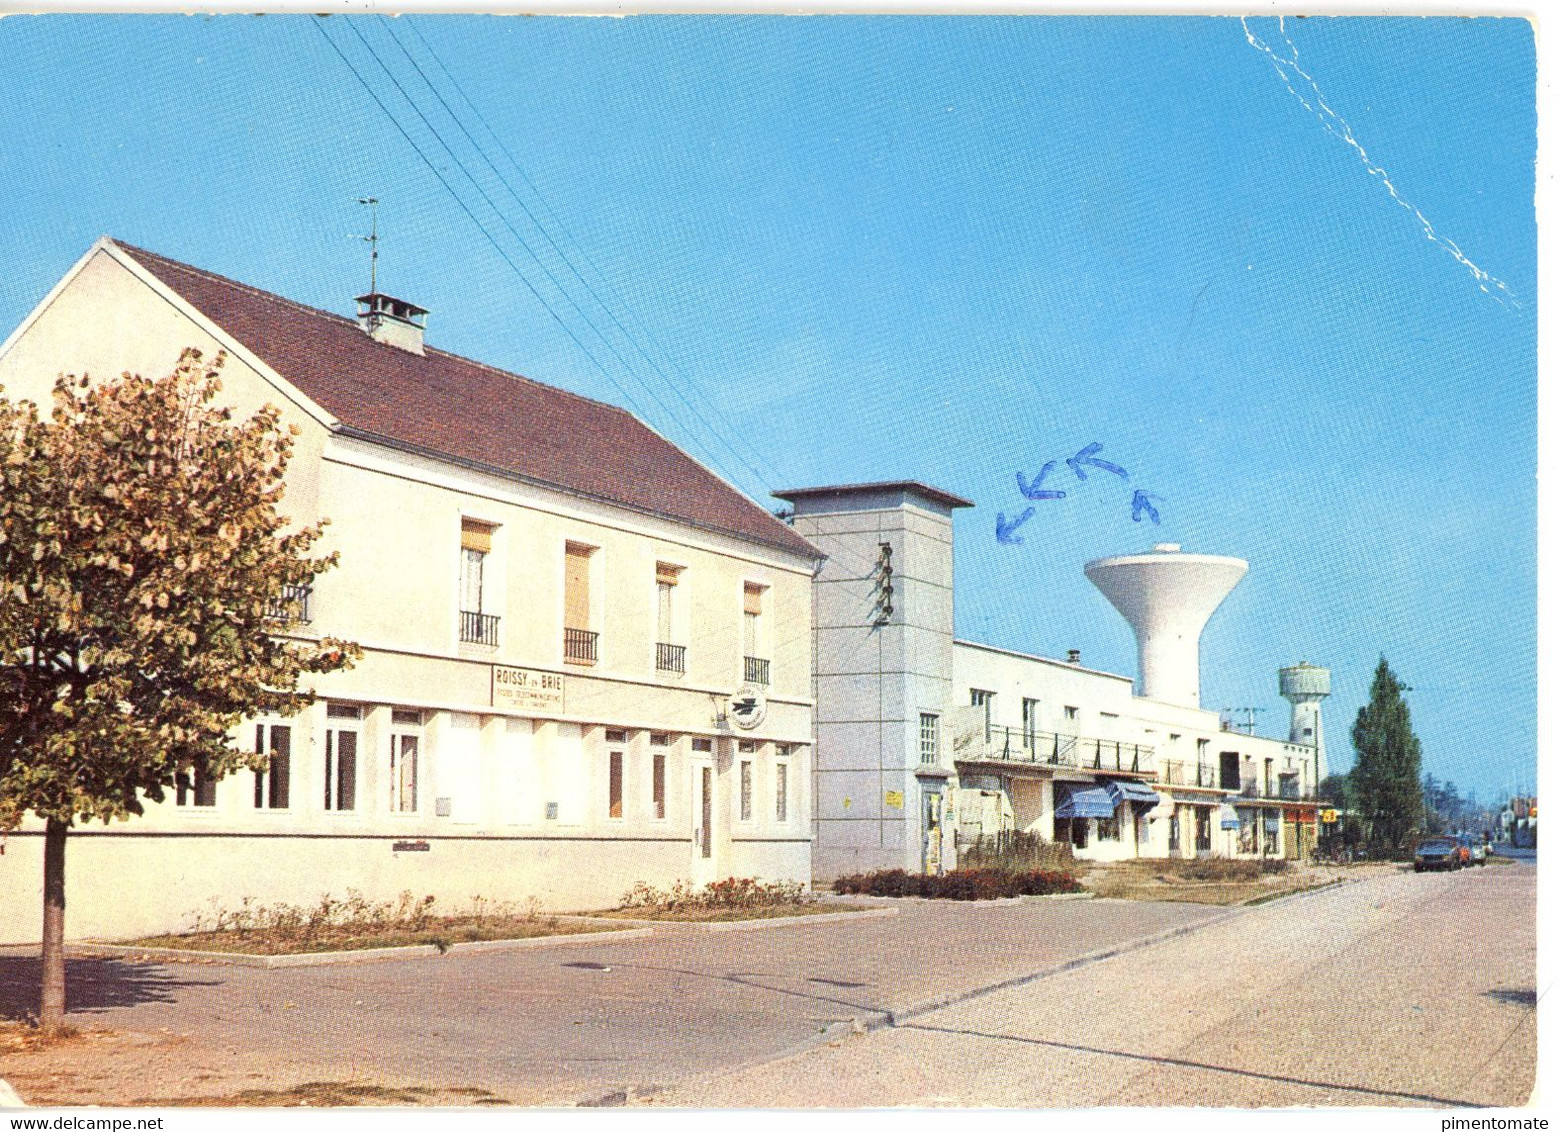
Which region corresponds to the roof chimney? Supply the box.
[356,292,427,355]
[1067,649,1081,665]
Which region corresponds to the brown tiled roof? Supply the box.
[115,241,817,560]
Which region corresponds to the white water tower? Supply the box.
[1279,662,1331,782]
[1084,543,1249,709]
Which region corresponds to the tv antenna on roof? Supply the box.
[349,196,379,295]
[1220,706,1267,735]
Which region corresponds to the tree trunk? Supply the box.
[39,817,67,1033]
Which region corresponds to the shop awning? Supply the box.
[1054,784,1118,820]
[1104,779,1161,807]
[1219,804,1241,830]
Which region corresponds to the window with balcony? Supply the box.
[1219,749,1240,791]
[324,703,361,812]
[970,689,995,739]
[656,563,685,673]
[459,519,499,646]
[253,723,291,810]
[743,583,768,685]
[1021,698,1040,749]
[564,543,598,664]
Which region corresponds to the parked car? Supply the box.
[1414,838,1461,872]
[1458,834,1487,866]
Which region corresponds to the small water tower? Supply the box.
[1084,544,1248,709]
[1279,662,1331,782]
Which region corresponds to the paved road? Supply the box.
[656,864,1537,1108]
[2,895,1222,1105]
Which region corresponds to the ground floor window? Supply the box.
[608,749,624,819]
[1097,805,1121,841]
[253,723,291,810]
[1238,811,1257,854]
[1195,806,1212,851]
[1264,809,1280,856]
[176,766,217,807]
[652,752,667,820]
[1167,807,1181,851]
[775,761,788,823]
[1055,815,1089,849]
[390,711,422,814]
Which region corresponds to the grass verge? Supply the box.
[133,1080,510,1107]
[126,915,621,956]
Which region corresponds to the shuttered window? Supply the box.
[565,544,593,629]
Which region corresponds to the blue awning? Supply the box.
[1054,784,1118,820]
[1219,804,1241,830]
[1104,779,1161,807]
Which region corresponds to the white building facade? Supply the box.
[780,482,1323,881]
[0,238,820,944]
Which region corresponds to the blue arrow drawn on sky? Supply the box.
[1015,462,1066,501]
[1067,441,1128,480]
[1131,490,1164,524]
[996,507,1035,545]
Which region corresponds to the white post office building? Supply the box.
[0,238,820,943]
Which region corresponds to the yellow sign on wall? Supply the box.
[885,790,905,810]
[1321,808,1338,824]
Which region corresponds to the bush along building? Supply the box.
[0,238,821,944]
[777,482,1324,881]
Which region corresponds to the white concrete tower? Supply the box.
[1084,543,1248,709]
[1279,662,1331,783]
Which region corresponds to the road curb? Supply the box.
[576,907,898,932]
[65,926,653,969]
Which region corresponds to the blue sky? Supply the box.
[0,15,1536,802]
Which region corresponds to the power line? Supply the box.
[315,18,892,584]
[330,18,751,496]
[395,15,790,493]
[311,18,662,444]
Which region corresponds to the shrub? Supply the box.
[618,877,813,913]
[833,868,1082,900]
[959,832,1079,874]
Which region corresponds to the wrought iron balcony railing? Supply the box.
[1161,759,1219,789]
[265,584,312,624]
[656,642,686,674]
[1241,778,1315,802]
[564,627,598,664]
[460,610,500,646]
[959,725,1154,775]
[744,655,770,686]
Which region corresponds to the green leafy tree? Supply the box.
[0,349,358,1032]
[1350,658,1423,853]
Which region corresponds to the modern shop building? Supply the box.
[779,481,1324,881]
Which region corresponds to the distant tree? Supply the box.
[1351,658,1424,852]
[0,350,358,1032]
